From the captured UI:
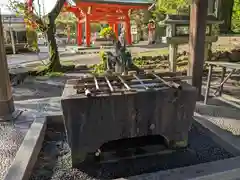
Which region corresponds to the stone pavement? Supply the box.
[7,35,240,70]
[195,101,240,135]
[15,97,61,116]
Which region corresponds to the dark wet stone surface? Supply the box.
[30,122,234,180]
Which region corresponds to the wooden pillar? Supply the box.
[113,23,119,38]
[188,0,208,99]
[67,26,70,44]
[9,27,16,54]
[85,15,91,47]
[208,0,216,15]
[77,22,82,45]
[169,24,177,72]
[0,14,16,121]
[109,23,114,28]
[125,15,132,45]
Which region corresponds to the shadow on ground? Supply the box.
[12,76,71,101]
[196,95,240,136]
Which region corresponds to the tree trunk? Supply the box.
[47,16,61,72]
[218,0,234,33]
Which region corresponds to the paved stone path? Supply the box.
[8,36,240,70]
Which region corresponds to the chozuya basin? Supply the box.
[61,74,197,167]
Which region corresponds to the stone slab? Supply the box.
[189,167,240,180]
[115,156,240,180]
[194,111,240,156]
[195,102,240,135]
[15,97,62,116]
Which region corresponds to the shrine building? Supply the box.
[63,0,153,46]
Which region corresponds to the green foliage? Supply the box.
[99,27,114,38]
[212,24,220,35]
[133,57,148,66]
[157,0,189,14]
[232,0,240,32]
[45,72,64,77]
[90,50,108,74]
[26,29,39,51]
[8,0,26,14]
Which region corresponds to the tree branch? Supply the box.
[49,0,66,20]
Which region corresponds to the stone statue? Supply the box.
[104,30,130,73]
[104,29,141,74]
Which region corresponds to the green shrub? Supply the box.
[99,27,115,39]
[91,50,108,74]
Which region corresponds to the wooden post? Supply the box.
[113,23,119,38]
[169,24,177,72]
[206,0,215,61]
[67,25,71,44]
[85,15,91,47]
[9,27,16,54]
[109,23,114,28]
[0,14,18,121]
[208,0,216,15]
[77,22,82,45]
[204,65,213,104]
[125,14,132,45]
[169,44,178,72]
[188,0,208,99]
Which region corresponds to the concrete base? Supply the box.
[0,109,23,122]
[0,97,15,117]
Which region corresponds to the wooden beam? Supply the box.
[90,17,125,22]
[76,2,148,10]
[91,9,123,15]
[188,0,208,99]
[89,14,124,18]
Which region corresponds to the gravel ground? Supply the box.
[0,124,26,179]
[0,111,35,180]
[30,122,234,180]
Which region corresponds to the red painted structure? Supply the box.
[26,0,151,47]
[63,1,151,46]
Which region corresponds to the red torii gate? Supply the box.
[63,1,151,47]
